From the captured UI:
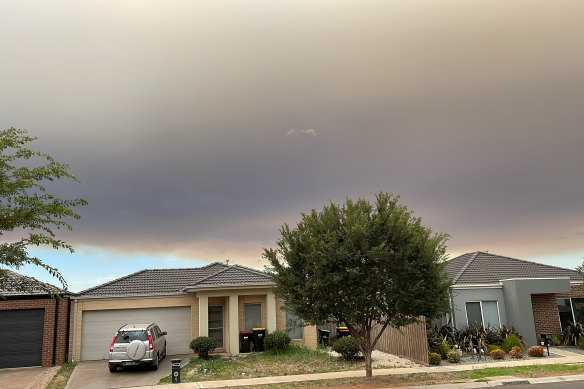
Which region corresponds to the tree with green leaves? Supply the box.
[264,193,451,377]
[0,128,87,295]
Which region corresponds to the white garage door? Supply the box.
[80,306,191,361]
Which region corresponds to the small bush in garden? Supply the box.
[264,330,291,353]
[429,352,442,365]
[447,350,461,363]
[509,346,523,359]
[489,348,506,360]
[487,344,500,353]
[189,336,217,359]
[332,336,360,360]
[501,334,522,353]
[549,335,561,346]
[577,336,584,350]
[527,345,544,357]
[434,343,450,360]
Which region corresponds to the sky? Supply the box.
[1,0,583,292]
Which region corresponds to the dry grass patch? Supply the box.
[159,347,363,383]
[45,363,77,389]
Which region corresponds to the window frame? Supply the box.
[243,303,263,331]
[208,304,225,349]
[464,300,501,328]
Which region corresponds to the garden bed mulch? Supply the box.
[435,352,562,366]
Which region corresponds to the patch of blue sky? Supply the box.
[15,247,208,293]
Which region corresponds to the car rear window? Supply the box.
[115,330,148,343]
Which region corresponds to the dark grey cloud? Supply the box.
[1,0,583,265]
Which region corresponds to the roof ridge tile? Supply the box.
[452,252,479,284]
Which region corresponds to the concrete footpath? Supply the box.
[125,348,584,389]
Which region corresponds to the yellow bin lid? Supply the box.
[253,327,266,330]
[336,326,348,330]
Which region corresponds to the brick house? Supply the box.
[0,271,69,368]
[68,262,317,362]
[445,251,582,346]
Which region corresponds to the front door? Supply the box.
[208,305,224,348]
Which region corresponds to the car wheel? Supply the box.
[162,345,167,359]
[109,364,117,373]
[151,353,159,370]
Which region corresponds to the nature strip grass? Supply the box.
[218,364,584,389]
[45,362,77,389]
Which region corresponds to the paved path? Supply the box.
[125,347,584,389]
[0,366,52,389]
[65,355,190,389]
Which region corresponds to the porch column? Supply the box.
[229,294,239,355]
[199,294,208,337]
[266,291,277,333]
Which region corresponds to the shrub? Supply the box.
[527,345,544,357]
[434,343,450,360]
[264,330,291,353]
[509,346,523,359]
[578,336,584,349]
[561,321,584,346]
[332,336,360,360]
[549,335,561,346]
[489,348,506,360]
[189,336,217,359]
[429,352,442,366]
[487,344,500,353]
[447,350,461,363]
[501,334,522,353]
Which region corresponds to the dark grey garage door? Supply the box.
[0,309,45,368]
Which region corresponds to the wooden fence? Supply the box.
[318,318,429,366]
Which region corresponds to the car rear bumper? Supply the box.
[108,358,153,366]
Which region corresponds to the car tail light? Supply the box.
[110,332,118,352]
[148,330,153,351]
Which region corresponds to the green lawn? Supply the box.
[459,363,584,379]
[159,347,363,383]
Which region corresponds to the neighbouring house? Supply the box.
[0,271,69,369]
[445,251,583,346]
[68,262,317,362]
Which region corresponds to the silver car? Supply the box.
[108,323,167,372]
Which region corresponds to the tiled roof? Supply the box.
[445,251,581,285]
[193,265,275,288]
[75,262,274,298]
[0,269,61,297]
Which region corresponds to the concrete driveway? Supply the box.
[65,355,190,389]
[0,366,53,389]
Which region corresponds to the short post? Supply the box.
[171,359,182,384]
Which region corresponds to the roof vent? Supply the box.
[226,259,230,266]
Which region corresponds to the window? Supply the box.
[285,305,303,340]
[572,298,584,324]
[557,298,574,331]
[115,330,147,343]
[465,301,500,328]
[244,303,262,331]
[209,305,224,348]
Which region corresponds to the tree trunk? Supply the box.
[364,345,373,378]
